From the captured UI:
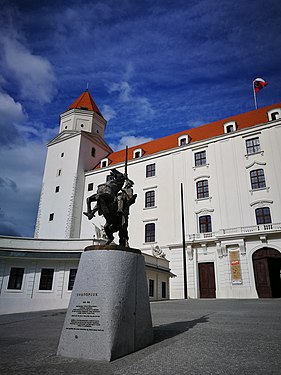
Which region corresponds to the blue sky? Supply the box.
[0,0,281,237]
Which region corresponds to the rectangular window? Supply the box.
[199,215,212,233]
[88,183,94,191]
[7,267,24,290]
[57,169,62,177]
[250,169,266,189]
[149,279,154,297]
[246,137,261,154]
[39,269,54,290]
[255,207,272,225]
[145,191,155,208]
[55,186,60,193]
[61,152,64,157]
[194,151,206,167]
[145,223,155,243]
[162,282,166,298]
[91,147,96,157]
[49,213,54,221]
[146,163,155,177]
[68,269,77,291]
[196,180,209,199]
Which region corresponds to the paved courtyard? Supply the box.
[0,299,280,375]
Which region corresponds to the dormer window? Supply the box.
[224,121,237,134]
[268,108,281,121]
[133,148,143,159]
[101,158,109,168]
[178,135,190,146]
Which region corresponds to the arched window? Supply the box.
[224,121,237,133]
[255,207,272,224]
[145,223,155,242]
[178,135,190,146]
[250,169,266,189]
[196,180,209,199]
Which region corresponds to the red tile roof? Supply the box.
[95,102,280,169]
[66,90,104,118]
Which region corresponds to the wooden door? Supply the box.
[252,248,281,298]
[253,257,272,298]
[198,262,216,298]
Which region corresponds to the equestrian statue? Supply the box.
[83,147,137,247]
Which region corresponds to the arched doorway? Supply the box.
[252,248,281,298]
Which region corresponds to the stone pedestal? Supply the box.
[57,246,153,361]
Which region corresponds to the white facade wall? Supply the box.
[80,119,281,299]
[0,237,171,314]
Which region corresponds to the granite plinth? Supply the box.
[57,246,153,361]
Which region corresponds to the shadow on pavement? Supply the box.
[153,315,209,343]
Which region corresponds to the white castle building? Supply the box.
[1,89,281,313]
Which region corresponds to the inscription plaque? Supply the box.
[66,296,104,332]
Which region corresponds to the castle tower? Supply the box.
[34,90,112,239]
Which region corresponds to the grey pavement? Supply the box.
[0,299,280,375]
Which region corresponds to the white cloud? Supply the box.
[0,92,26,146]
[108,80,154,117]
[102,104,117,121]
[0,92,26,124]
[110,135,154,151]
[0,36,57,103]
[0,139,46,237]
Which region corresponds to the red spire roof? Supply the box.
[95,102,281,169]
[67,90,104,118]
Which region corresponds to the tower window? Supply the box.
[49,213,54,221]
[55,186,60,193]
[7,267,24,290]
[88,183,94,191]
[81,124,84,128]
[91,147,96,157]
[57,169,62,177]
[61,152,64,157]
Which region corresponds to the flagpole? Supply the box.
[253,81,258,110]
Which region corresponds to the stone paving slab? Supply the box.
[0,299,280,375]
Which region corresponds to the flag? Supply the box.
[253,78,268,93]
